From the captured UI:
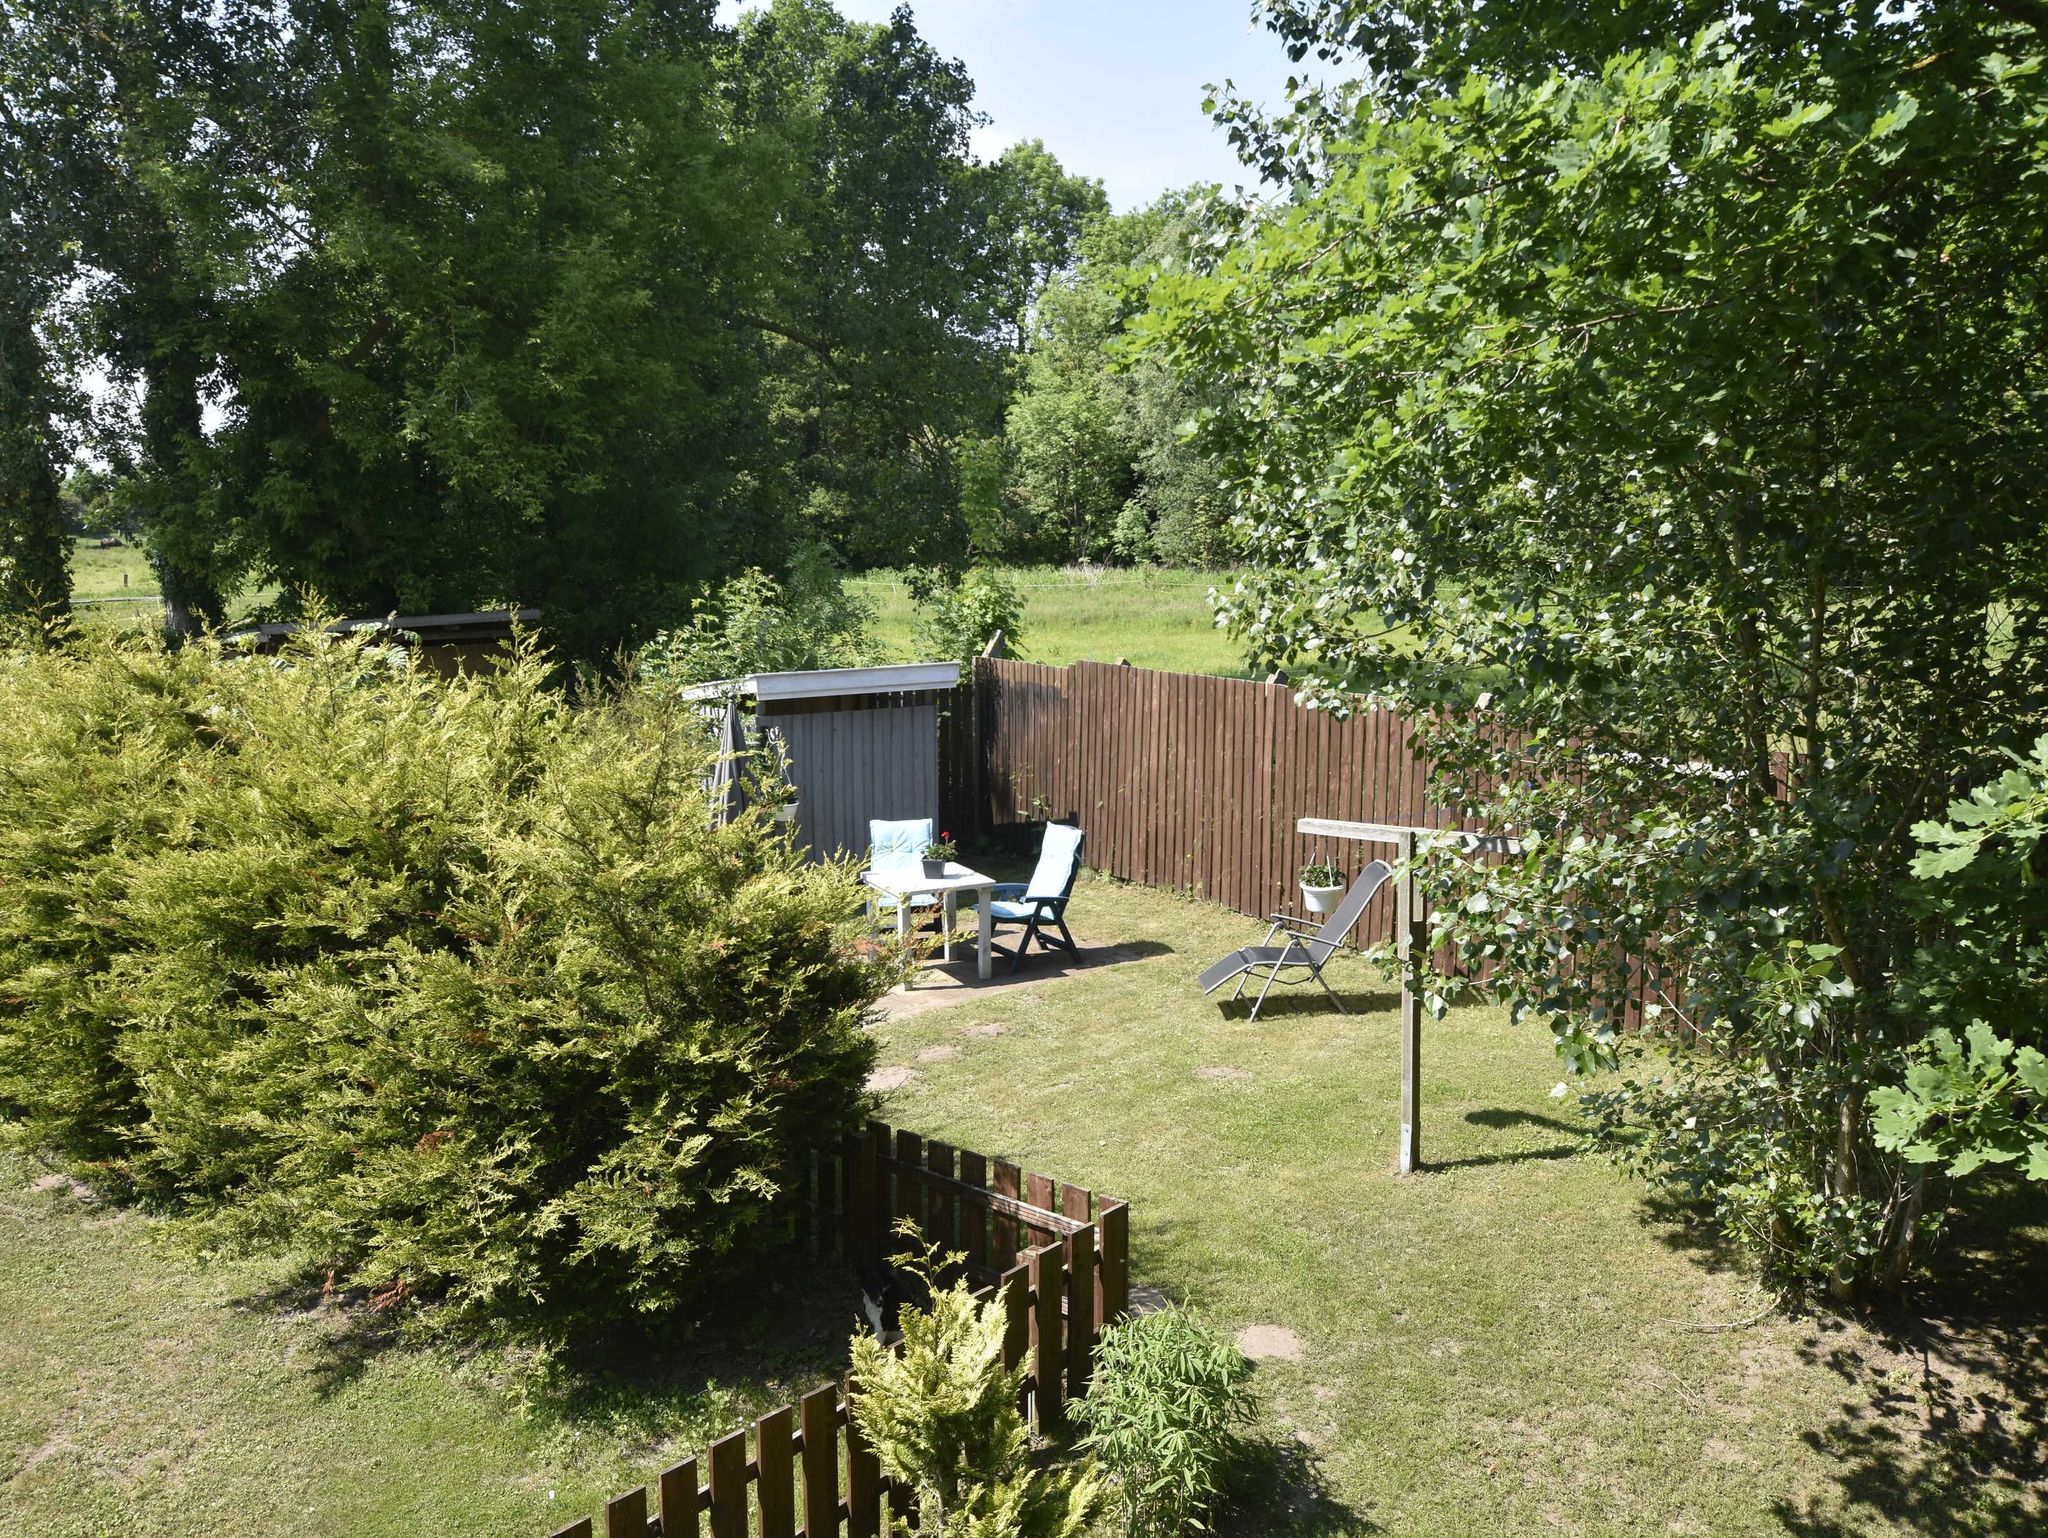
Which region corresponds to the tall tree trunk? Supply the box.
[138,347,224,638]
[0,291,70,625]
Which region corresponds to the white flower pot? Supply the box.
[773,801,799,822]
[1300,882,1346,914]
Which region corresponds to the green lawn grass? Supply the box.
[869,874,2048,1538]
[848,566,1255,677]
[4,876,2042,1538]
[67,538,157,604]
[64,537,280,627]
[0,1160,863,1538]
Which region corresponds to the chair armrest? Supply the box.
[990,883,1027,898]
[1267,912,1322,932]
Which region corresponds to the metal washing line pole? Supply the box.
[1296,818,1524,1175]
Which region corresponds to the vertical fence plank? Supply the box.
[1098,1200,1129,1322]
[799,1387,838,1538]
[992,1160,1021,1266]
[999,1261,1032,1372]
[604,1487,647,1538]
[549,1522,594,1538]
[659,1458,701,1538]
[1066,1221,1097,1400]
[925,1139,957,1259]
[958,1150,988,1272]
[756,1407,795,1538]
[893,1129,921,1237]
[845,1378,882,1538]
[1032,1243,1065,1429]
[852,1125,882,1270]
[1025,1171,1055,1234]
[706,1430,748,1538]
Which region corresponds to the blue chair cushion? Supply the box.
[1022,823,1085,902]
[988,898,1040,921]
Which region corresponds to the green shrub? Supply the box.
[909,566,1025,666]
[847,1231,1097,1538]
[0,628,889,1333]
[638,545,877,686]
[1070,1307,1255,1538]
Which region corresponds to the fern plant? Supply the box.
[1069,1307,1255,1537]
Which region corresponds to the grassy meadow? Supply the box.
[849,566,1254,676]
[5,871,2041,1537]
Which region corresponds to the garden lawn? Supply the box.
[870,874,2048,1538]
[847,566,1253,676]
[3,874,2041,1538]
[0,1160,862,1538]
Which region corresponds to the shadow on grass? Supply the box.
[1769,1179,2048,1538]
[1464,1107,1580,1135]
[1211,989,1401,1021]
[240,1246,869,1434]
[1420,1108,1586,1171]
[1217,1433,1380,1536]
[1633,1182,2048,1537]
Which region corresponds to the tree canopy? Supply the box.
[1,0,1107,654]
[1146,2,2048,1294]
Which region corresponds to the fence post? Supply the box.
[658,1458,701,1538]
[1097,1200,1129,1322]
[603,1488,645,1538]
[799,1386,839,1538]
[706,1430,747,1538]
[1066,1222,1097,1401]
[1400,914,1426,1175]
[844,1373,882,1538]
[1396,830,1422,1176]
[853,1123,883,1268]
[1032,1244,1065,1429]
[755,1407,794,1538]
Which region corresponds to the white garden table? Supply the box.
[862,860,997,987]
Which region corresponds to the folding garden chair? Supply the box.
[1197,859,1392,1020]
[985,822,1085,973]
[865,817,941,934]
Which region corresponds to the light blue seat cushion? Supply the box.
[988,898,1038,920]
[867,817,940,916]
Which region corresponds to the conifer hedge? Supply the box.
[0,630,888,1332]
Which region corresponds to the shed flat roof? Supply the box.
[682,661,960,703]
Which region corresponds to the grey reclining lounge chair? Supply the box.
[1198,859,1393,1020]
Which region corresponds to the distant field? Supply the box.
[66,539,281,625]
[63,546,1256,673]
[68,538,156,603]
[848,565,1254,677]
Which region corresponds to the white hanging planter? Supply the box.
[773,801,799,823]
[1300,881,1346,914]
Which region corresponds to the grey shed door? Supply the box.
[772,702,940,860]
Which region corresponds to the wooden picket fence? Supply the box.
[546,1121,1129,1538]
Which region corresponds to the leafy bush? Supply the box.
[910,566,1025,666]
[1870,737,2048,1184]
[639,544,877,687]
[0,628,889,1334]
[848,1231,1097,1537]
[1070,1307,1254,1538]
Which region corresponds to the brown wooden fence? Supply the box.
[958,657,1477,949]
[547,1121,1129,1538]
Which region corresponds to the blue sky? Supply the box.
[718,1,1302,210]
